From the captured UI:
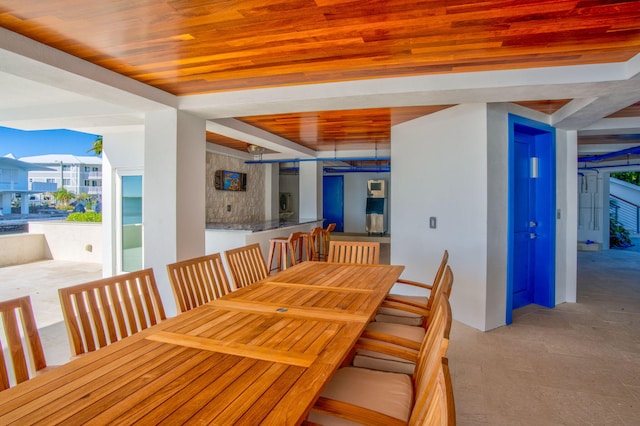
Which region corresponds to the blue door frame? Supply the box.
[507,115,556,324]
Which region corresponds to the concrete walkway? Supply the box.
[0,260,102,365]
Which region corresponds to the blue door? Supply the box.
[507,115,555,324]
[323,175,344,232]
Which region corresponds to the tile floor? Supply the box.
[449,248,640,425]
[0,248,638,425]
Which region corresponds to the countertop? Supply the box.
[206,218,322,232]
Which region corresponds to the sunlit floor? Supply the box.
[449,248,640,425]
[1,247,638,425]
[0,259,102,365]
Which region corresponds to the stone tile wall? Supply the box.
[206,152,265,223]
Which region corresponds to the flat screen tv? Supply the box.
[214,170,247,191]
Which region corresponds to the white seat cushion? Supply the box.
[307,367,413,426]
[352,322,425,374]
[376,295,428,326]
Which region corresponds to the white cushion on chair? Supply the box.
[375,296,428,326]
[307,367,413,426]
[352,322,425,374]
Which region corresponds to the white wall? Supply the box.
[299,162,321,219]
[325,172,391,233]
[485,104,509,330]
[391,102,576,331]
[28,221,102,263]
[556,129,578,303]
[577,171,609,246]
[144,110,206,317]
[391,103,489,330]
[279,173,299,219]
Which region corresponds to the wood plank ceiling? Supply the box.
[2,0,640,154]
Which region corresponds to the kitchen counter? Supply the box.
[205,218,323,260]
[206,218,322,232]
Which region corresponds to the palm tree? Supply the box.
[88,136,102,156]
[53,188,74,207]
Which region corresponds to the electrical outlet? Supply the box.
[227,204,231,212]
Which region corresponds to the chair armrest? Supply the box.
[379,300,429,317]
[355,336,420,361]
[360,330,422,352]
[311,397,406,426]
[396,278,433,290]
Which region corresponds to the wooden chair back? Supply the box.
[288,231,304,265]
[426,250,449,311]
[0,296,47,390]
[425,264,454,329]
[224,243,268,289]
[410,290,454,425]
[327,241,380,264]
[58,268,166,356]
[166,253,232,313]
[310,227,324,260]
[322,223,336,256]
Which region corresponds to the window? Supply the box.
[62,165,71,170]
[46,178,55,183]
[121,174,143,272]
[63,179,71,185]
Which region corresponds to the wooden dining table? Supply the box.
[0,261,403,425]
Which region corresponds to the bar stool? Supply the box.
[267,232,303,273]
[294,230,315,263]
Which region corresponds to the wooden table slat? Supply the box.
[147,331,318,367]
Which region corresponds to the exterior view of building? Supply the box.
[0,155,52,215]
[19,154,102,202]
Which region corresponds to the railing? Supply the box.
[610,194,640,234]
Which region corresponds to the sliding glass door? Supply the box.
[119,173,143,272]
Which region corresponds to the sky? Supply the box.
[0,126,100,159]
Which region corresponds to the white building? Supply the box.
[19,154,102,201]
[0,155,53,214]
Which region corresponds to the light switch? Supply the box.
[429,217,437,229]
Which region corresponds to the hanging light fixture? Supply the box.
[247,144,265,161]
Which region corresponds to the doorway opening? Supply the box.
[507,115,556,324]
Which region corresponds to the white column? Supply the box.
[299,161,322,219]
[265,163,279,220]
[144,109,205,316]
[21,193,29,214]
[561,130,578,303]
[391,104,489,331]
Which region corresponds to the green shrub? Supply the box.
[67,212,102,222]
[610,216,631,248]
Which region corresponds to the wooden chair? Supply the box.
[353,266,454,375]
[310,226,325,260]
[307,292,454,425]
[321,223,336,257]
[376,250,449,326]
[0,296,48,391]
[224,243,268,289]
[58,268,166,357]
[327,241,380,264]
[166,253,232,313]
